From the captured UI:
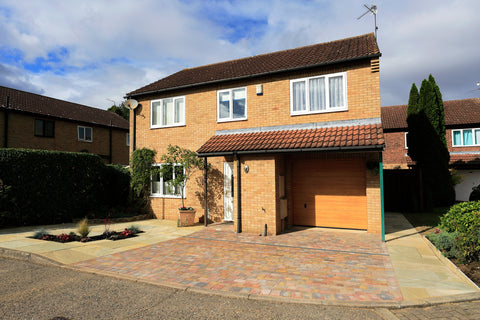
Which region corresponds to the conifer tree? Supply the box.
[406,76,454,209]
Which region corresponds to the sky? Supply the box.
[0,0,479,110]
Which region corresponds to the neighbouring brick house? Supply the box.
[127,33,384,235]
[382,98,480,201]
[0,86,129,165]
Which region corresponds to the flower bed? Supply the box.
[32,225,142,243]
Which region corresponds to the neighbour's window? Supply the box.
[290,72,347,115]
[78,126,93,142]
[151,164,185,198]
[126,133,130,146]
[151,96,185,128]
[452,129,480,146]
[34,119,55,137]
[217,87,247,122]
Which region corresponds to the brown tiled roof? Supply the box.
[197,124,384,155]
[381,98,480,130]
[406,153,480,168]
[128,33,380,97]
[0,86,129,130]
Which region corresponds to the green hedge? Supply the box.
[0,149,130,227]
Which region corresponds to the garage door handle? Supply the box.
[304,203,307,208]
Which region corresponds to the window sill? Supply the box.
[290,107,348,116]
[217,118,248,123]
[150,124,186,129]
[150,194,183,199]
[78,140,93,143]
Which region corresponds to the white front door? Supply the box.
[223,162,234,221]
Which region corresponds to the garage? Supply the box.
[292,158,367,230]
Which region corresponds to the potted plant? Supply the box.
[159,145,203,226]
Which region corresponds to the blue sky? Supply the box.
[0,0,479,109]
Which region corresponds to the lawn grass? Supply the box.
[402,206,449,228]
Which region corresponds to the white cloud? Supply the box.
[0,0,479,109]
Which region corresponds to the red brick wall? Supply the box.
[383,128,480,169]
[2,111,129,164]
[133,58,382,234]
[383,131,408,169]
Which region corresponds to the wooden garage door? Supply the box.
[293,158,367,229]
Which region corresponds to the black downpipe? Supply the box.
[4,96,9,148]
[132,108,136,151]
[204,157,208,227]
[108,121,113,164]
[236,153,242,233]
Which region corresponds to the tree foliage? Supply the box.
[108,101,130,121]
[130,148,156,199]
[159,145,204,208]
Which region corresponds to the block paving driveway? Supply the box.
[74,225,402,302]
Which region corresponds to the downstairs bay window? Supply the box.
[290,72,347,115]
[151,164,185,198]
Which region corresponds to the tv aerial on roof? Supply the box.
[358,4,378,40]
[126,98,138,110]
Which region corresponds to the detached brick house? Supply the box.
[127,33,385,235]
[0,86,129,165]
[382,98,480,201]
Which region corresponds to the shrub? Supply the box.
[77,218,90,238]
[126,225,141,235]
[439,201,480,232]
[439,201,480,262]
[33,228,49,239]
[426,229,459,259]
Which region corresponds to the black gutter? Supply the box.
[197,145,384,158]
[127,53,382,99]
[3,96,9,148]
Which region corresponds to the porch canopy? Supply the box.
[196,120,385,232]
[197,121,385,156]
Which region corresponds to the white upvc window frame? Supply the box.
[126,133,130,146]
[78,126,93,142]
[150,96,186,129]
[290,72,348,116]
[217,87,247,122]
[452,128,480,147]
[150,163,185,198]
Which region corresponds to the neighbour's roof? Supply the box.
[0,86,129,130]
[128,33,380,97]
[197,123,384,156]
[381,98,480,130]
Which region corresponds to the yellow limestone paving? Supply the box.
[0,219,204,265]
[385,212,479,300]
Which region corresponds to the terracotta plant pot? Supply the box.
[178,210,196,227]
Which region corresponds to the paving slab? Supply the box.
[385,212,479,301]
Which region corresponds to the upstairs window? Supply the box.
[151,96,185,128]
[78,126,92,142]
[34,119,54,137]
[453,129,480,146]
[290,72,347,115]
[217,87,247,122]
